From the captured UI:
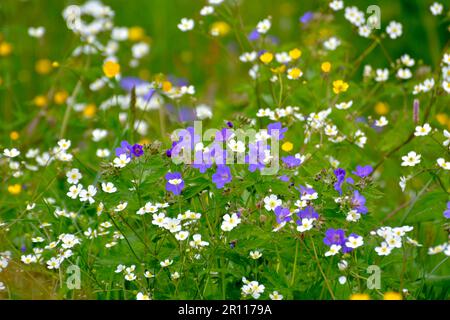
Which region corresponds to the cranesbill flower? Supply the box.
[274,206,292,224]
[297,206,319,220]
[165,172,184,195]
[212,165,232,189]
[296,185,318,201]
[333,168,346,194]
[351,190,368,214]
[444,202,450,219]
[267,122,287,140]
[299,12,314,24]
[352,165,373,178]
[323,228,346,247]
[281,155,301,168]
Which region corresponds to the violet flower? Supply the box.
[212,165,232,189]
[351,190,368,214]
[165,172,184,195]
[353,165,373,178]
[296,206,319,220]
[281,155,302,168]
[444,202,450,219]
[267,122,288,140]
[274,206,292,224]
[333,168,346,194]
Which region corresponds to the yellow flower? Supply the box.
[128,26,145,41]
[374,102,389,115]
[83,104,96,118]
[210,21,231,37]
[52,61,60,68]
[260,52,273,64]
[103,60,121,78]
[54,90,68,105]
[332,79,349,94]
[287,67,303,80]
[8,184,22,195]
[271,65,286,74]
[0,42,13,57]
[289,48,302,60]
[436,113,448,126]
[34,95,48,108]
[10,131,20,140]
[35,59,53,75]
[139,138,150,145]
[162,81,172,92]
[321,61,331,73]
[349,293,370,300]
[383,292,402,300]
[282,141,293,152]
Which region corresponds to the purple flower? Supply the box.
[246,141,268,172]
[281,155,301,168]
[165,172,184,195]
[296,185,316,197]
[444,202,450,219]
[300,11,314,24]
[353,165,373,178]
[351,190,368,214]
[323,228,346,246]
[333,168,346,194]
[278,175,290,182]
[120,77,155,101]
[131,144,144,157]
[226,121,233,128]
[193,149,213,173]
[274,206,292,224]
[296,206,319,220]
[248,29,260,41]
[212,165,232,189]
[267,122,288,140]
[116,140,133,158]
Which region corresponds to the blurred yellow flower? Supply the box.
[139,138,150,145]
[35,59,53,75]
[103,60,120,78]
[271,65,286,74]
[321,61,331,73]
[383,292,402,300]
[260,52,273,64]
[282,141,293,152]
[162,81,172,92]
[332,79,349,94]
[8,184,22,195]
[210,21,231,37]
[34,95,48,108]
[349,293,370,300]
[54,90,68,105]
[374,102,389,115]
[128,26,145,41]
[0,42,13,57]
[52,61,60,68]
[10,131,20,140]
[83,104,96,118]
[289,48,302,60]
[436,113,448,126]
[287,67,302,79]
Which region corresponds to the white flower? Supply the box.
[344,6,365,27]
[399,176,408,191]
[414,123,432,136]
[386,235,402,248]
[338,276,347,285]
[239,51,257,63]
[96,148,110,158]
[175,231,189,241]
[152,212,166,225]
[132,42,150,59]
[171,272,180,280]
[401,151,421,167]
[177,18,194,32]
[28,26,46,38]
[358,25,371,38]
[275,52,291,64]
[21,254,37,264]
[400,54,415,67]
[269,291,283,300]
[101,182,117,193]
[338,260,348,271]
[195,104,212,120]
[46,257,61,269]
[442,81,450,93]
[125,273,136,281]
[397,68,412,79]
[263,194,282,211]
[323,37,341,51]
[241,280,265,299]
[3,148,20,158]
[0,282,5,291]
[200,6,214,16]
[375,116,388,127]
[375,242,392,256]
[189,234,209,249]
[114,202,128,212]
[221,213,241,231]
[67,184,83,199]
[136,292,151,300]
[346,210,361,222]
[296,218,314,233]
[57,139,71,150]
[113,154,130,168]
[437,158,450,170]
[329,0,344,11]
[256,18,271,34]
[386,21,402,39]
[428,244,446,255]
[375,68,389,82]
[92,129,107,142]
[160,259,173,267]
[430,2,443,15]
[79,185,97,204]
[249,250,262,260]
[442,130,450,148]
[228,140,245,153]
[335,100,353,110]
[66,168,82,184]
[325,244,341,257]
[345,235,364,249]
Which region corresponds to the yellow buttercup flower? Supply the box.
[128,26,145,41]
[35,59,53,75]
[54,90,68,105]
[383,292,402,300]
[83,104,96,118]
[289,48,302,60]
[210,21,231,37]
[321,61,331,73]
[436,113,448,126]
[10,131,20,140]
[332,79,349,94]
[374,102,389,115]
[8,184,22,195]
[162,81,172,92]
[103,60,121,78]
[260,52,274,64]
[287,67,302,80]
[0,42,13,57]
[271,65,286,74]
[34,95,48,108]
[349,293,370,300]
[282,141,293,152]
